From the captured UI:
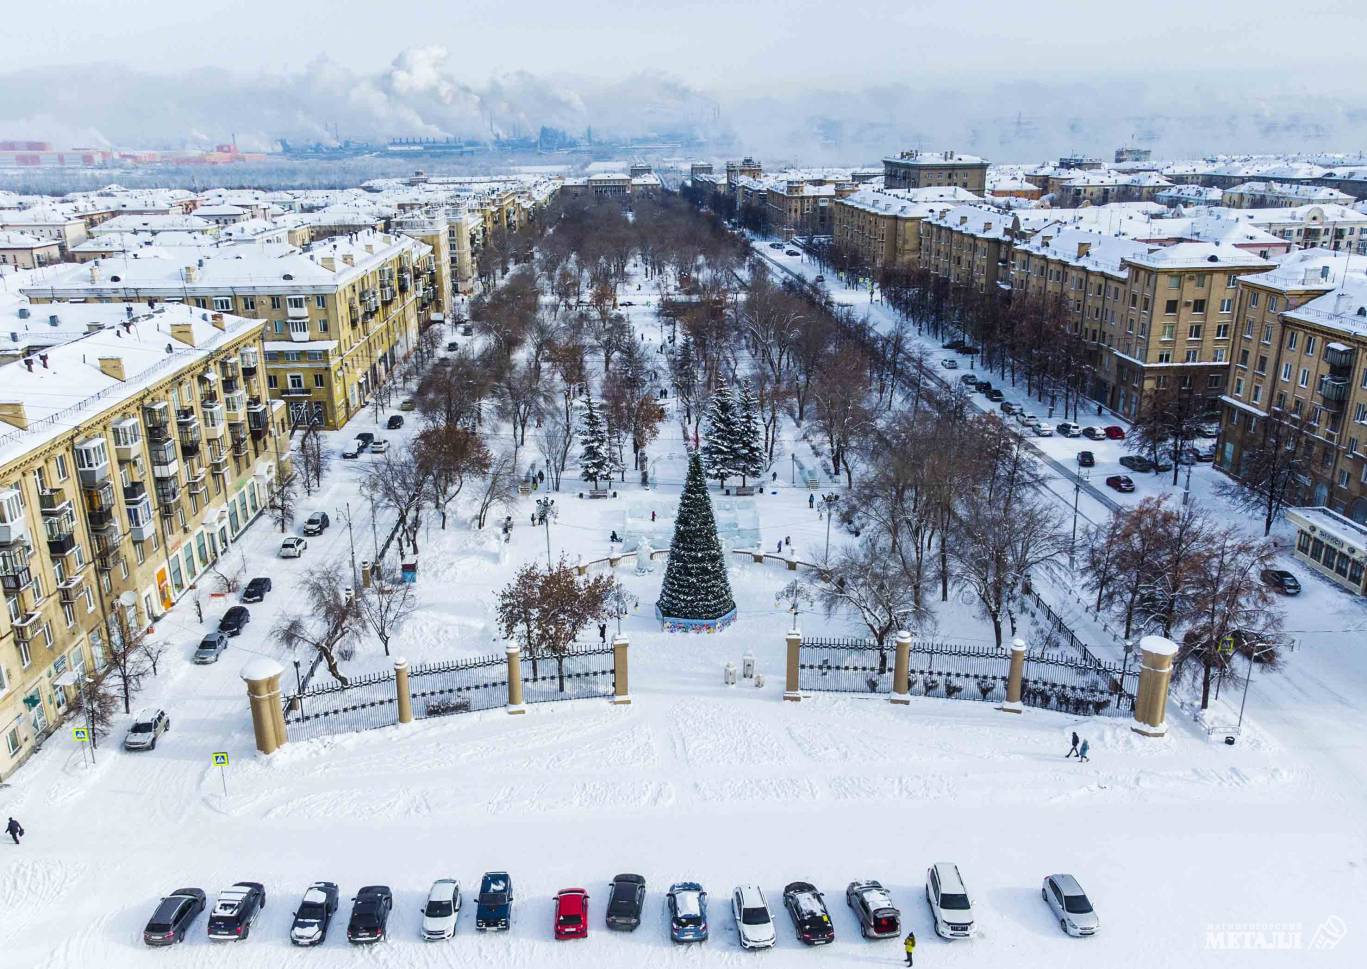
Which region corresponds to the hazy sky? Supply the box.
[8,0,1362,90]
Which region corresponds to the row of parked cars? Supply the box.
[341,423,402,460]
[143,868,1100,947]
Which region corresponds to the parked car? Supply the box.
[387,414,405,430]
[1082,426,1106,441]
[341,442,361,459]
[1197,420,1221,438]
[347,886,392,944]
[369,439,389,454]
[1034,422,1055,437]
[280,537,308,559]
[1105,474,1136,493]
[925,863,976,939]
[1000,401,1021,416]
[783,882,835,945]
[959,374,979,387]
[446,340,461,351]
[219,605,250,635]
[813,275,825,284]
[1261,568,1301,595]
[1042,874,1100,937]
[1077,450,1095,468]
[421,878,461,941]
[1018,413,1041,428]
[193,632,228,665]
[555,888,590,940]
[302,511,330,536]
[1153,456,1173,472]
[785,249,800,257]
[942,339,965,350]
[1119,455,1154,473]
[975,379,993,393]
[606,873,645,931]
[241,577,271,603]
[124,708,170,750]
[666,882,708,943]
[143,888,206,946]
[769,242,783,250]
[1057,421,1082,437]
[940,358,959,370]
[355,432,375,450]
[290,882,339,947]
[399,399,416,411]
[985,388,1005,402]
[958,344,980,355]
[475,872,514,931]
[732,885,776,950]
[207,882,267,941]
[846,880,900,939]
[1104,425,1126,440]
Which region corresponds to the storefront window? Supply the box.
[169,555,184,595]
[1297,531,1311,553]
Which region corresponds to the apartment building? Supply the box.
[22,230,446,429]
[1221,181,1354,209]
[1218,250,1367,524]
[831,187,977,271]
[0,305,289,780]
[883,150,988,194]
[0,209,90,256]
[0,231,62,269]
[1046,170,1172,207]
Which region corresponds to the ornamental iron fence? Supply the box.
[521,643,616,704]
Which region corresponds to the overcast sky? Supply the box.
[8,0,1362,90]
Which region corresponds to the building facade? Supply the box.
[883,151,988,194]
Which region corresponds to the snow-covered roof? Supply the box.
[0,231,57,249]
[1282,273,1367,338]
[1125,241,1273,271]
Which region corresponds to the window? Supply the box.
[1208,373,1223,387]
[270,296,282,309]
[287,295,307,312]
[1252,384,1263,404]
[213,296,233,312]
[1256,355,1268,375]
[1188,324,1203,340]
[287,373,304,391]
[1306,335,1317,356]
[288,318,308,338]
[1219,298,1232,313]
[1287,331,1299,350]
[1355,402,1367,424]
[5,727,18,757]
[1281,363,1293,381]
[1299,368,1310,388]
[1164,299,1179,315]
[267,375,278,389]
[1185,350,1199,363]
[318,319,329,333]
[18,638,31,668]
[1238,349,1250,368]
[1262,324,1274,344]
[1276,391,1287,408]
[1168,276,1181,289]
[1213,348,1227,363]
[313,374,325,388]
[1243,320,1255,339]
[1268,296,1279,312]
[1161,323,1175,341]
[1195,273,1208,289]
[1226,274,1238,287]
[1250,291,1260,307]
[1338,469,1351,489]
[1157,351,1172,363]
[306,350,324,361]
[1192,299,1207,315]
[63,602,76,628]
[273,320,284,334]
[242,295,256,311]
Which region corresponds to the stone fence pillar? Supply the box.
[506,645,526,715]
[394,658,413,724]
[784,629,802,702]
[891,629,912,705]
[240,657,287,754]
[999,638,1027,714]
[1132,635,1178,737]
[612,635,631,704]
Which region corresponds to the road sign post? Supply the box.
[72,726,91,767]
[211,751,229,796]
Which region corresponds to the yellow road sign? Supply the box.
[211,752,230,767]
[72,727,90,742]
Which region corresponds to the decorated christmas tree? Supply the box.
[656,452,737,629]
[700,382,739,487]
[733,379,766,486]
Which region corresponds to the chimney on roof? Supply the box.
[0,402,28,430]
[210,312,226,330]
[97,356,126,380]
[342,254,354,267]
[183,264,197,283]
[86,322,103,334]
[1077,242,1092,259]
[89,264,101,284]
[168,322,196,347]
[320,256,335,271]
[959,215,968,226]
[39,353,49,369]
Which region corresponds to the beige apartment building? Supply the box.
[23,230,447,429]
[918,205,1019,292]
[883,150,988,194]
[0,306,290,781]
[831,187,978,271]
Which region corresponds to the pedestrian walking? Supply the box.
[1066,731,1080,758]
[784,535,791,548]
[6,817,23,845]
[610,530,621,544]
[776,540,782,552]
[808,493,815,509]
[1079,739,1090,762]
[651,510,656,522]
[598,622,607,645]
[771,470,777,482]
[903,929,916,965]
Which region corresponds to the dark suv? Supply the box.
[219,605,250,636]
[242,577,272,603]
[783,882,835,945]
[386,414,404,430]
[1261,568,1301,595]
[143,888,206,946]
[207,882,266,941]
[347,885,392,944]
[476,872,513,930]
[606,873,645,930]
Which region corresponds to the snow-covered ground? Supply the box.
[2,251,1365,967]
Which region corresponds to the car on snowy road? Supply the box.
[421,878,461,941]
[555,888,590,940]
[846,880,900,939]
[1104,425,1126,440]
[985,388,1005,402]
[1077,450,1095,468]
[1082,426,1107,440]
[1057,421,1082,437]
[290,882,339,946]
[341,442,360,459]
[241,577,272,603]
[1105,474,1136,493]
[207,882,266,941]
[960,374,979,387]
[1042,874,1099,937]
[667,882,708,943]
[1034,422,1055,437]
[475,872,514,930]
[606,873,646,930]
[1260,568,1301,595]
[347,885,392,944]
[369,438,389,454]
[123,708,170,751]
[783,882,835,945]
[279,536,308,558]
[219,605,251,635]
[1119,455,1155,473]
[143,888,206,946]
[302,511,330,535]
[732,884,776,950]
[193,631,228,664]
[387,414,405,430]
[926,863,975,939]
[940,358,959,370]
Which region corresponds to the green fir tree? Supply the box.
[657,453,737,622]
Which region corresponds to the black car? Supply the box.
[1077,450,1095,468]
[347,885,392,944]
[606,873,646,930]
[143,888,206,946]
[354,432,375,451]
[219,605,251,636]
[976,380,993,393]
[386,414,404,430]
[783,882,835,945]
[291,882,340,946]
[242,577,272,603]
[475,872,513,930]
[302,511,330,536]
[985,388,1005,402]
[1119,455,1154,473]
[446,340,461,351]
[207,882,266,941]
[1261,568,1301,595]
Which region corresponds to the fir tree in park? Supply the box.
[732,380,766,486]
[578,396,616,488]
[701,382,740,487]
[656,453,737,623]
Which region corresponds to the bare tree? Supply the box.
[363,448,425,553]
[475,451,521,528]
[267,472,298,533]
[209,548,247,596]
[69,669,119,744]
[104,622,156,715]
[272,562,360,684]
[1216,407,1314,536]
[815,534,928,648]
[296,423,330,495]
[414,424,490,529]
[537,405,575,492]
[355,571,418,657]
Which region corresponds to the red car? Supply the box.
[555,889,589,940]
[1105,474,1136,493]
[1104,425,1126,440]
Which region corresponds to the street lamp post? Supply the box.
[293,659,303,716]
[535,497,555,569]
[821,493,840,563]
[1069,470,1089,570]
[1235,642,1280,736]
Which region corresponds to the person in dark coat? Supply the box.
[6,817,23,844]
[1066,731,1080,758]
[903,929,916,965]
[808,493,815,509]
[598,622,607,645]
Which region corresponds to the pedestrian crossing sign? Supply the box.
[211,752,230,767]
[1219,635,1235,656]
[72,727,90,742]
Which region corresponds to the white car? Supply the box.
[369,439,389,454]
[731,884,776,949]
[1057,421,1082,437]
[926,863,976,939]
[1042,874,1099,937]
[123,708,170,751]
[1034,422,1055,437]
[421,878,461,941]
[280,536,308,558]
[939,358,959,370]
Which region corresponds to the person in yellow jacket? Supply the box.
[903,928,916,965]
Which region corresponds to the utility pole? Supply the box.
[345,501,358,584]
[1069,470,1089,570]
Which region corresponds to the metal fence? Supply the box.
[907,640,1012,705]
[798,637,894,694]
[283,668,398,741]
[409,654,508,718]
[521,643,616,704]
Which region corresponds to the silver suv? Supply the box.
[124,708,170,751]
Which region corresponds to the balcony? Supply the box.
[43,511,76,555]
[112,418,143,462]
[0,541,34,592]
[209,444,229,473]
[143,400,170,429]
[155,477,181,505]
[179,431,202,458]
[240,349,259,376]
[224,390,247,416]
[75,438,110,487]
[149,440,179,479]
[83,480,116,513]
[128,517,156,543]
[0,491,27,545]
[220,358,240,379]
[58,576,82,603]
[380,285,396,303]
[12,610,41,642]
[281,386,311,398]
[287,302,310,318]
[122,481,147,503]
[1321,376,1351,404]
